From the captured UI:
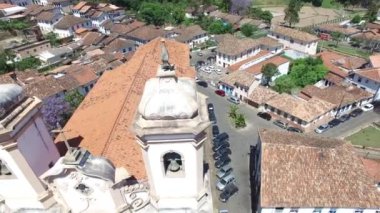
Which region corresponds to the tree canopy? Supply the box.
[351,14,361,24]
[16,57,41,71]
[240,23,257,37]
[273,57,328,93]
[331,31,344,46]
[248,7,273,23]
[363,0,379,23]
[261,63,279,85]
[284,0,303,27]
[45,32,60,47]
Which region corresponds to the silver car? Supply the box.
[216,173,235,191]
[216,165,233,179]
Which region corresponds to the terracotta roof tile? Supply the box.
[55,15,88,30]
[317,23,360,35]
[244,56,289,75]
[353,30,380,41]
[301,85,373,106]
[361,158,380,182]
[73,1,87,10]
[259,129,380,208]
[174,25,206,43]
[36,11,56,21]
[103,38,134,53]
[354,67,380,83]
[247,86,278,104]
[219,70,256,88]
[80,31,105,46]
[271,25,319,43]
[369,54,380,68]
[110,21,145,35]
[266,93,335,122]
[55,38,195,180]
[126,25,166,42]
[216,34,260,56]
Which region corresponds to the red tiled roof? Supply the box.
[244,56,289,75]
[55,38,196,180]
[369,54,380,68]
[355,67,380,83]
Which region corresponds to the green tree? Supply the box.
[138,2,166,26]
[0,20,29,35]
[45,32,60,47]
[207,20,232,34]
[363,0,379,23]
[260,10,273,23]
[218,0,232,12]
[331,31,344,47]
[64,90,84,109]
[235,113,246,128]
[240,23,257,37]
[261,63,279,85]
[229,105,238,119]
[351,14,361,24]
[349,37,362,47]
[273,75,296,93]
[15,57,41,71]
[284,0,302,27]
[311,0,322,6]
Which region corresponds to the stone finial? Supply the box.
[160,39,174,71]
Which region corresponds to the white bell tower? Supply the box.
[133,40,211,212]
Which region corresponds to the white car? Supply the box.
[216,173,235,191]
[227,96,240,105]
[361,103,374,111]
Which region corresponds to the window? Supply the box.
[358,77,362,83]
[275,208,284,213]
[355,209,363,213]
[0,160,15,179]
[365,79,369,84]
[329,208,336,213]
[290,208,298,213]
[163,152,184,177]
[290,39,294,44]
[313,208,322,213]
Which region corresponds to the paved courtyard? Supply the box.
[197,83,380,213]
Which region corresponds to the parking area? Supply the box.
[197,84,380,213]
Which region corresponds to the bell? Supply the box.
[168,159,180,172]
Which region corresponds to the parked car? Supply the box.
[209,113,217,124]
[215,155,231,168]
[216,165,233,179]
[197,52,203,56]
[257,112,271,121]
[214,150,229,161]
[315,124,329,134]
[216,173,235,190]
[361,103,374,111]
[328,118,341,128]
[213,142,229,152]
[196,81,208,88]
[338,114,350,122]
[215,90,226,97]
[213,132,229,144]
[273,120,288,129]
[212,125,220,137]
[208,103,214,112]
[227,96,240,104]
[287,126,303,133]
[350,108,363,117]
[213,148,231,160]
[219,183,239,203]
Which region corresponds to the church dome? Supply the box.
[138,77,198,120]
[0,84,24,118]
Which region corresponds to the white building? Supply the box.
[53,15,91,38]
[0,84,60,211]
[36,11,62,34]
[216,34,261,67]
[7,0,31,7]
[133,44,212,212]
[90,11,109,28]
[268,25,319,55]
[253,129,380,213]
[173,25,209,49]
[38,46,73,65]
[350,67,380,101]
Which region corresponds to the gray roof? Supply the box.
[54,15,88,29]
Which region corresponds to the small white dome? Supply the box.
[138,77,198,120]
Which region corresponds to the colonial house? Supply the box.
[12,40,51,61]
[300,85,373,116]
[0,3,26,16]
[318,50,367,87]
[253,129,380,213]
[89,11,108,28]
[125,25,170,46]
[53,15,91,38]
[218,70,259,100]
[38,46,74,65]
[350,67,380,100]
[51,0,72,8]
[99,19,113,34]
[209,10,242,29]
[268,25,319,55]
[36,11,62,34]
[72,1,124,23]
[173,25,208,49]
[103,37,135,54]
[246,86,279,109]
[227,51,289,82]
[315,23,361,42]
[107,21,145,36]
[215,34,261,67]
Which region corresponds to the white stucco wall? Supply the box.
[267,34,318,55]
[143,141,204,200]
[38,21,54,34]
[188,34,209,49]
[17,117,60,176]
[351,74,380,94]
[216,48,261,67]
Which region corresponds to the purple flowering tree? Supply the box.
[41,96,71,131]
[231,0,251,14]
